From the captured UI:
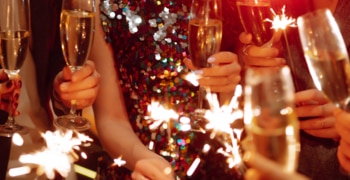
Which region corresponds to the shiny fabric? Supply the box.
[97,0,244,179]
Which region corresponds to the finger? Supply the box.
[207,52,238,65]
[243,56,286,67]
[299,116,334,130]
[334,108,350,130]
[339,140,350,162]
[0,71,9,83]
[239,32,252,44]
[202,63,241,77]
[295,89,329,105]
[131,171,150,180]
[183,58,195,70]
[209,83,238,93]
[243,45,280,58]
[302,128,338,139]
[199,73,241,86]
[72,60,96,82]
[60,87,98,102]
[62,66,73,81]
[59,73,100,93]
[135,160,173,180]
[335,118,350,144]
[296,103,334,118]
[0,81,15,94]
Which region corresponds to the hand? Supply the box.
[334,108,350,173]
[243,151,309,180]
[295,89,339,140]
[239,32,285,68]
[54,60,101,109]
[131,157,174,180]
[183,51,241,93]
[0,70,21,116]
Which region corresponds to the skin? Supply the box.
[334,109,350,173]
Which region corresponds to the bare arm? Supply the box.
[89,1,173,179]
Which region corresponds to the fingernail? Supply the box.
[18,80,22,88]
[61,84,68,91]
[243,151,253,163]
[193,70,203,75]
[14,93,20,100]
[13,102,18,109]
[277,58,286,64]
[208,57,215,63]
[6,81,12,88]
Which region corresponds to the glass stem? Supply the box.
[6,88,16,129]
[69,99,77,116]
[198,86,206,109]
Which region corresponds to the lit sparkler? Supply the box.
[183,84,246,176]
[145,101,181,159]
[12,130,94,179]
[202,86,244,168]
[263,5,296,48]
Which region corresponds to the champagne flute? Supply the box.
[54,0,95,131]
[188,0,222,112]
[297,9,350,111]
[236,0,275,47]
[0,0,30,134]
[243,66,300,172]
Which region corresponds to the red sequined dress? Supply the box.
[97,0,244,179]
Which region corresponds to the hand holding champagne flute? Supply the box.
[55,0,95,131]
[243,66,300,173]
[0,0,30,134]
[297,9,350,112]
[237,0,276,47]
[188,0,222,110]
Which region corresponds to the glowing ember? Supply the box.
[186,157,201,176]
[17,130,93,179]
[12,132,24,146]
[113,157,126,167]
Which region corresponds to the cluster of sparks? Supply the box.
[9,130,97,179]
[146,73,245,176]
[268,5,296,31]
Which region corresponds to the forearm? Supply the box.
[95,114,158,170]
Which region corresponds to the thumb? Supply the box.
[62,66,73,81]
[239,32,252,44]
